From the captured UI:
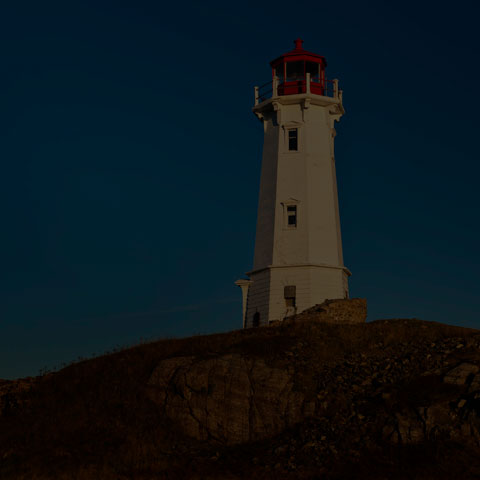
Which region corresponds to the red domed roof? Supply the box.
[270,39,327,68]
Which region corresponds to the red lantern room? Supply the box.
[270,38,327,96]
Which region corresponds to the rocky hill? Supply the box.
[1,303,480,479]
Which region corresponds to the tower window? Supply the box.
[306,61,320,83]
[286,61,303,82]
[288,129,298,151]
[287,205,297,227]
[275,64,285,84]
[252,312,260,327]
[284,285,296,308]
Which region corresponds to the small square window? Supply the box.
[288,129,298,151]
[284,285,296,308]
[286,205,297,227]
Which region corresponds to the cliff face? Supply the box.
[1,306,480,479]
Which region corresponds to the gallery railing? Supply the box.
[254,74,342,106]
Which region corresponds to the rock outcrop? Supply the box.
[147,354,310,444]
[145,325,480,452]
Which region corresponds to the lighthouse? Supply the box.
[236,39,350,328]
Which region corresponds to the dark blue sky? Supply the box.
[1,1,479,379]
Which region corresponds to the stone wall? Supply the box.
[286,297,367,325]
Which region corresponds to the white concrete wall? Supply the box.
[245,269,270,327]
[308,266,348,306]
[268,266,311,321]
[268,265,349,322]
[252,116,279,271]
[271,103,343,268]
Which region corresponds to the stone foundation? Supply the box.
[282,298,367,325]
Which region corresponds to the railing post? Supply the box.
[333,79,339,99]
[254,86,259,106]
[273,76,278,97]
[306,72,311,94]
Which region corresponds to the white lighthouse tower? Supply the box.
[236,39,351,328]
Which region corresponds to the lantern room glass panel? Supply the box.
[306,61,320,83]
[286,61,304,82]
[275,64,285,84]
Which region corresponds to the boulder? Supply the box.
[444,363,479,386]
[147,354,309,445]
